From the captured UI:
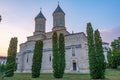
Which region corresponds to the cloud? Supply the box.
[100,26,120,44]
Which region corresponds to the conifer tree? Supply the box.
[86,23,97,79]
[6,37,18,77]
[32,40,43,78]
[59,33,65,78]
[52,32,66,78]
[52,32,59,78]
[94,29,106,79]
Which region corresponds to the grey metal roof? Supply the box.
[53,5,65,14]
[35,11,46,20]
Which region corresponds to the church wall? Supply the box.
[17,41,35,72]
[17,43,26,72]
[41,51,53,72]
[23,53,33,72]
[41,39,53,72]
[19,43,26,53]
[64,33,89,73]
[27,34,46,41]
[17,33,89,73]
[23,41,35,72]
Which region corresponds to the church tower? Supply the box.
[52,4,66,31]
[34,9,46,35]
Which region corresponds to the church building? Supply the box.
[16,4,89,73]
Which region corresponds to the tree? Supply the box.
[32,40,43,78]
[59,33,65,78]
[86,23,106,79]
[6,37,18,77]
[111,37,120,50]
[0,64,5,74]
[86,22,97,79]
[52,32,66,78]
[108,37,120,68]
[52,32,59,78]
[94,29,106,79]
[107,48,113,68]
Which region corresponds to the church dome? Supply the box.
[53,5,65,15]
[35,10,46,20]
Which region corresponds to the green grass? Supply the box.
[105,69,120,80]
[2,69,120,80]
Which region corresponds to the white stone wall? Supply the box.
[17,32,89,73]
[64,33,89,73]
[27,34,46,41]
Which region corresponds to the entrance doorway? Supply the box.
[73,62,77,71]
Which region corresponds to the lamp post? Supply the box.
[0,15,1,22]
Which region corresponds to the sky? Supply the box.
[0,0,120,56]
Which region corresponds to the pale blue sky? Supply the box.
[0,0,120,56]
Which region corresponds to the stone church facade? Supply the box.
[16,5,89,73]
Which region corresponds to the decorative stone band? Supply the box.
[20,44,81,54]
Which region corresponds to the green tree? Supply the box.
[86,22,97,79]
[52,32,59,78]
[32,40,43,78]
[111,38,120,50]
[94,29,106,79]
[6,37,18,77]
[59,33,65,78]
[108,37,120,68]
[107,48,113,68]
[0,64,5,73]
[52,32,65,78]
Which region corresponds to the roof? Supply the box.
[102,42,109,45]
[53,5,65,15]
[35,10,46,20]
[0,56,7,58]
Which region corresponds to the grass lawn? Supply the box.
[2,69,120,80]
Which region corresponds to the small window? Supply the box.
[27,55,28,63]
[49,54,51,62]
